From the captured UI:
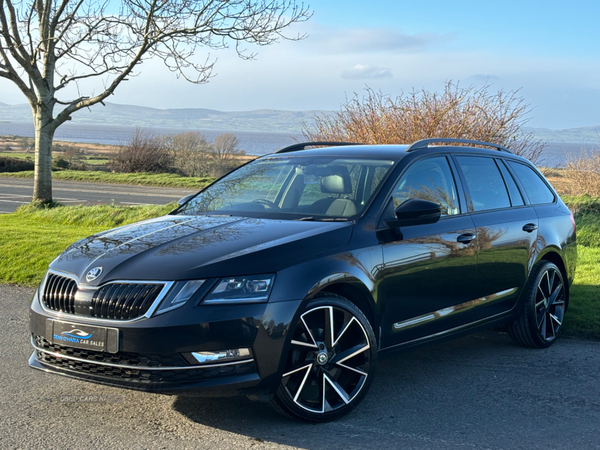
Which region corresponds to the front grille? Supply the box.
[33,335,255,384]
[91,283,164,320]
[42,273,77,314]
[41,272,167,321]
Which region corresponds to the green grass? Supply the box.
[0,152,109,165]
[0,152,34,159]
[558,195,600,338]
[0,170,215,189]
[0,203,175,285]
[563,195,600,248]
[563,246,600,338]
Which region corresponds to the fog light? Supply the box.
[189,348,252,365]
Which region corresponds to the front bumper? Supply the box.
[29,289,302,397]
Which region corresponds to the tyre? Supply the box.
[508,261,567,348]
[271,294,377,422]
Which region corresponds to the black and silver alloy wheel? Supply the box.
[272,294,377,422]
[508,261,567,348]
[534,265,566,341]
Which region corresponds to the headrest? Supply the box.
[320,166,352,194]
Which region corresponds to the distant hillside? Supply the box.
[524,125,600,144]
[1,101,599,140]
[0,102,331,134]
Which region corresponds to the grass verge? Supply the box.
[562,246,600,338]
[0,170,215,189]
[0,203,175,285]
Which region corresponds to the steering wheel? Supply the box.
[252,199,281,210]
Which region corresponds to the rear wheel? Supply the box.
[271,294,377,422]
[508,261,566,348]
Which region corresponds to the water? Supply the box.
[1,121,599,166]
[0,121,302,156]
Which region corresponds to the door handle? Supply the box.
[522,223,538,233]
[457,233,476,244]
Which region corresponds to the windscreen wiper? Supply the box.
[296,216,350,222]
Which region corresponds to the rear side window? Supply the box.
[507,161,555,204]
[455,156,511,212]
[497,160,525,206]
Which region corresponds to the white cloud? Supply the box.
[341,64,393,80]
[305,25,454,54]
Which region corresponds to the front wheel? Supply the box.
[271,294,377,422]
[508,261,567,348]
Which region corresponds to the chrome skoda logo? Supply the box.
[86,267,103,282]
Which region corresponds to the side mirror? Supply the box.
[177,194,195,206]
[384,199,442,228]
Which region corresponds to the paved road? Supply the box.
[2,285,599,449]
[0,176,197,213]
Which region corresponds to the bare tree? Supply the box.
[162,131,211,176]
[0,0,310,202]
[304,82,545,164]
[210,132,244,176]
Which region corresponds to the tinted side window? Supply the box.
[456,156,510,212]
[391,156,459,216]
[508,161,555,204]
[497,160,525,206]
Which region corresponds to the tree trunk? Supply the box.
[32,106,55,203]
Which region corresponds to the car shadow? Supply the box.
[171,330,536,448]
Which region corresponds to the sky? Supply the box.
[1,0,600,129]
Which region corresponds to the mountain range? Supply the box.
[0,102,327,134]
[0,101,598,142]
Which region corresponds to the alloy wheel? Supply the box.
[535,267,566,341]
[280,305,372,414]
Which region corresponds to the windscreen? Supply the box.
[178,156,395,220]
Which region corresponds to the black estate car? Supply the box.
[29,138,576,422]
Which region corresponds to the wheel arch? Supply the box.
[306,277,379,345]
[537,249,570,307]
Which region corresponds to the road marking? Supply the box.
[0,193,31,198]
[0,199,29,204]
[0,183,192,198]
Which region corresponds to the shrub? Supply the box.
[0,156,35,172]
[564,150,600,197]
[304,81,545,164]
[162,131,212,177]
[111,128,174,173]
[53,158,70,169]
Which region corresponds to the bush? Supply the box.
[0,156,34,172]
[111,128,174,173]
[161,131,212,177]
[53,158,70,169]
[111,129,246,177]
[564,150,600,197]
[304,81,545,164]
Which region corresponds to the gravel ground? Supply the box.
[1,284,599,450]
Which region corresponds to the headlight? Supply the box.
[154,279,205,315]
[202,274,275,304]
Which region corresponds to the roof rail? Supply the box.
[276,141,362,154]
[406,138,512,154]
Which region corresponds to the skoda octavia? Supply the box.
[29,139,576,422]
